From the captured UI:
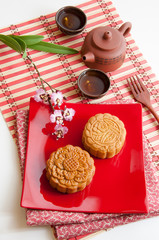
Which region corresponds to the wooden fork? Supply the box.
[127,75,159,123]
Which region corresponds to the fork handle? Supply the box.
[147,104,159,123]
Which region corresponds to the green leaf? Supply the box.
[22,50,27,59]
[15,35,44,46]
[10,35,27,58]
[28,41,78,54]
[0,34,22,53]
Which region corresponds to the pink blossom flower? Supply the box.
[63,108,75,121]
[53,125,68,139]
[34,88,50,104]
[51,91,63,107]
[50,110,64,125]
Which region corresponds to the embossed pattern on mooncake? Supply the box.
[46,145,95,193]
[82,113,126,159]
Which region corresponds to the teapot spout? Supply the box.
[82,52,95,63]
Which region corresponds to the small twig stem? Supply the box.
[26,56,45,89]
[48,98,54,113]
[26,55,54,112]
[26,55,67,100]
[42,79,56,93]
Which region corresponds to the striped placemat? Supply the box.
[0,0,159,174]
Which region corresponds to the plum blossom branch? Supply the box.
[27,55,75,139]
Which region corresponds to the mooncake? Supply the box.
[82,113,126,159]
[46,145,95,193]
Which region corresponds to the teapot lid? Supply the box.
[92,26,122,51]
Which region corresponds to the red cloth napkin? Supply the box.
[16,102,159,240]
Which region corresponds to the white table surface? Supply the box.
[0,0,159,239]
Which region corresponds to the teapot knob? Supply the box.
[103,31,112,40]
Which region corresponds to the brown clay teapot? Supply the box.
[81,22,132,72]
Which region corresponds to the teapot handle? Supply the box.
[118,22,132,37]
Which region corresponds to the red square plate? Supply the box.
[21,98,148,213]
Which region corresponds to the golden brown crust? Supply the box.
[82,113,126,159]
[46,145,95,193]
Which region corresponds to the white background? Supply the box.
[0,0,159,240]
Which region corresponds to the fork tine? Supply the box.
[135,75,146,91]
[127,78,138,96]
[133,76,143,93]
[129,77,139,94]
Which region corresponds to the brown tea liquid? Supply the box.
[80,73,108,96]
[59,13,81,30]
